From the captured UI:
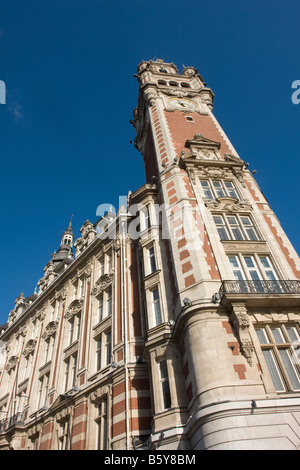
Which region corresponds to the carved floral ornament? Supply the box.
[65,299,84,321]
[91,274,113,297]
[205,197,253,213]
[42,321,59,339]
[23,339,37,357]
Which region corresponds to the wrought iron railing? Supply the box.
[219,280,300,297]
[0,412,24,432]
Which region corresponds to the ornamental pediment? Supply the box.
[23,339,37,357]
[180,134,221,163]
[65,299,84,320]
[185,133,221,151]
[42,321,59,339]
[205,196,252,213]
[91,273,113,297]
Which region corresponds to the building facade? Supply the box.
[0,59,300,450]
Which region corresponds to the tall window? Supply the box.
[213,215,259,241]
[95,398,108,450]
[159,360,171,409]
[152,288,162,326]
[44,336,55,364]
[107,252,112,273]
[148,246,157,273]
[99,258,104,277]
[71,354,77,388]
[105,331,111,366]
[256,325,300,392]
[201,179,239,200]
[37,373,49,409]
[95,330,112,371]
[64,354,77,392]
[98,295,104,322]
[64,359,70,392]
[96,338,102,371]
[228,255,279,292]
[23,352,34,381]
[69,315,81,345]
[106,289,112,317]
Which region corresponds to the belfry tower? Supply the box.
[132,59,300,449]
[0,59,300,451]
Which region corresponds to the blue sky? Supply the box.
[0,0,299,324]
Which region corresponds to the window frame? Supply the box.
[213,214,260,242]
[255,324,300,392]
[201,178,240,200]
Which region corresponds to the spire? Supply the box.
[51,217,75,264]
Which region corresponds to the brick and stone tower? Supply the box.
[132,59,300,449]
[0,59,300,451]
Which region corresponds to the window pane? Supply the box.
[160,361,171,409]
[260,256,271,268]
[271,327,284,343]
[229,255,239,268]
[153,289,162,325]
[244,256,255,268]
[213,216,224,225]
[256,328,269,344]
[263,350,285,392]
[241,216,251,226]
[250,271,260,281]
[160,360,168,379]
[217,227,230,240]
[233,271,245,281]
[148,247,157,273]
[286,327,300,343]
[227,216,238,225]
[245,228,258,241]
[232,227,244,240]
[96,339,101,370]
[225,182,238,198]
[265,271,277,281]
[278,349,300,390]
[107,290,112,316]
[106,332,111,365]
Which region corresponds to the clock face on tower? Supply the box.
[168,97,197,110]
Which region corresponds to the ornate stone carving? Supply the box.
[42,321,59,339]
[65,299,84,320]
[230,303,254,366]
[23,339,37,357]
[90,384,110,403]
[205,197,252,213]
[91,274,113,297]
[6,355,19,372]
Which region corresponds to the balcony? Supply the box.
[219,279,300,309]
[0,412,25,432]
